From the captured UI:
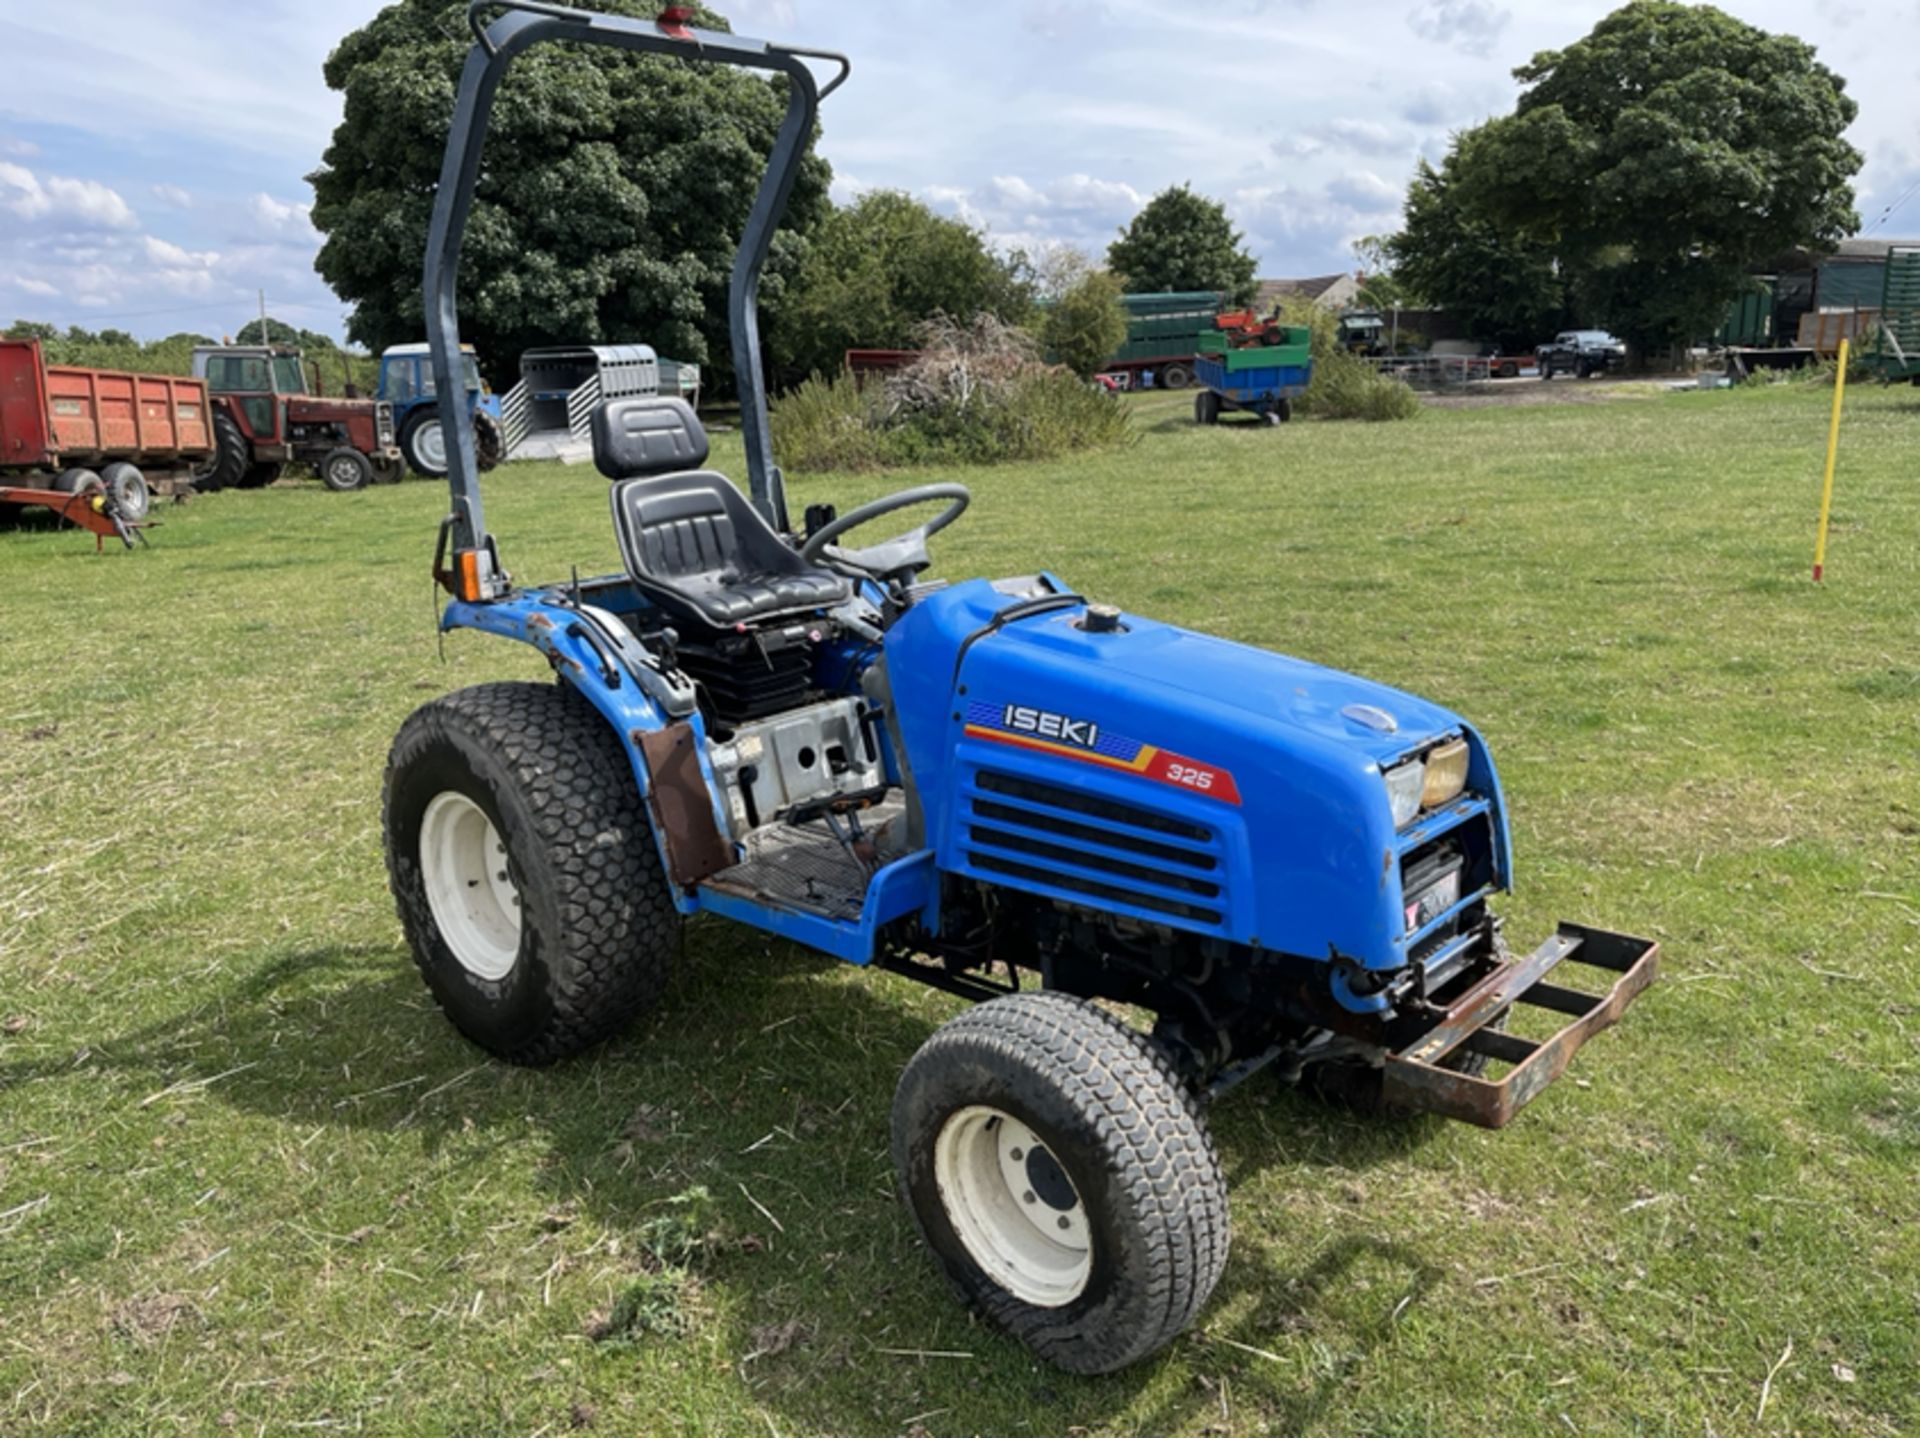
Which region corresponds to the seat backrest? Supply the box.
[625,482,738,581]
[592,395,708,480]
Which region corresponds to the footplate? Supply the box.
[1381,922,1658,1129]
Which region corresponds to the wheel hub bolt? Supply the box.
[1057,1216,1071,1231]
[1023,1190,1036,1204]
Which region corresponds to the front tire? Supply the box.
[383,682,680,1065]
[1160,362,1192,390]
[891,992,1229,1374]
[1193,390,1219,425]
[318,447,373,492]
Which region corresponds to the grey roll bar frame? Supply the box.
[423,0,848,598]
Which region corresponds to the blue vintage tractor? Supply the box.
[386,2,1657,1375]
[377,342,505,478]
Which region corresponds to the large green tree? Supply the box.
[1453,0,1859,353]
[308,0,831,389]
[768,190,1030,381]
[1107,185,1257,303]
[1388,157,1567,352]
[1040,270,1127,379]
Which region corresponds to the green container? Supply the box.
[1870,246,1920,379]
[1111,291,1223,366]
[1194,329,1313,371]
[1718,279,1775,347]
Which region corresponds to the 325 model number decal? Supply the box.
[962,700,1242,805]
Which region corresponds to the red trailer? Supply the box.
[0,338,214,543]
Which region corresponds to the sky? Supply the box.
[1,0,1915,343]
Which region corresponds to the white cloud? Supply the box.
[828,170,870,206]
[920,172,1146,257]
[14,277,59,297]
[140,234,221,294]
[143,235,217,268]
[250,191,315,232]
[1407,0,1511,57]
[1277,119,1416,161]
[151,183,193,208]
[0,162,138,229]
[0,137,40,158]
[1327,171,1403,209]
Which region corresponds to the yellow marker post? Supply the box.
[1812,336,1850,582]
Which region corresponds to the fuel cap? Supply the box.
[1078,603,1124,633]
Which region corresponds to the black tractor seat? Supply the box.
[596,396,850,630]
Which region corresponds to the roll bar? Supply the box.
[424,1,847,598]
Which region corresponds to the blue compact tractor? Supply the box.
[387,2,1658,1374]
[377,342,504,478]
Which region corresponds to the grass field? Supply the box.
[4,381,1918,1436]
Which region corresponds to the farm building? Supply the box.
[1252,273,1363,312]
[1719,235,1920,348]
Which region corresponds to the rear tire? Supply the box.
[383,681,680,1065]
[1160,362,1192,390]
[1193,390,1219,425]
[474,412,505,471]
[53,467,101,496]
[401,411,448,478]
[198,411,248,492]
[318,447,373,492]
[891,992,1229,1374]
[238,461,284,489]
[98,462,150,521]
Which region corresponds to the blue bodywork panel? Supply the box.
[1195,352,1311,406]
[883,581,1510,985]
[380,348,504,434]
[445,572,1512,1009]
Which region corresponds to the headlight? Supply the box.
[1383,759,1425,827]
[1383,736,1470,828]
[1421,737,1469,809]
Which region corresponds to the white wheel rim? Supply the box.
[419,790,521,981]
[933,1105,1091,1307]
[416,418,446,471]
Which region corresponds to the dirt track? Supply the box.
[1422,375,1675,408]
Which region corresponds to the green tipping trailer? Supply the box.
[1868,246,1920,381]
[1102,290,1223,390]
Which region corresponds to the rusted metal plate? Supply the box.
[1381,922,1659,1129]
[0,484,139,547]
[638,722,733,887]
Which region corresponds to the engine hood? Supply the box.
[981,604,1464,767]
[882,579,1508,974]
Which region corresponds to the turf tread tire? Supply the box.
[383,681,679,1066]
[892,991,1228,1374]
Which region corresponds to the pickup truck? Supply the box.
[1537,329,1626,379]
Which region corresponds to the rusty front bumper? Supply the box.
[1380,922,1658,1129]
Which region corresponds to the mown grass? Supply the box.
[3,381,1918,1436]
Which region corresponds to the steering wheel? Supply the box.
[799,483,971,581]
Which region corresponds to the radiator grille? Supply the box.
[964,770,1224,927]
